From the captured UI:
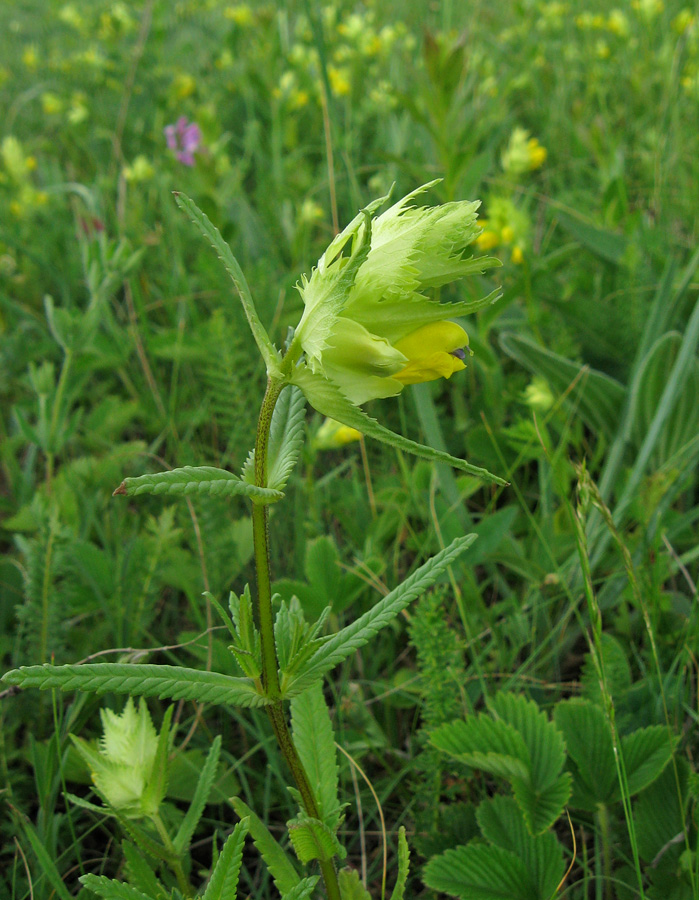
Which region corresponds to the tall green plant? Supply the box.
[3,184,502,898]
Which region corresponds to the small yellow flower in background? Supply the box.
[224,4,253,25]
[123,155,155,183]
[41,92,64,116]
[328,65,351,97]
[58,3,86,32]
[477,197,531,264]
[299,198,324,224]
[172,73,196,100]
[672,9,695,33]
[501,127,547,177]
[70,697,171,820]
[22,45,39,69]
[607,10,630,37]
[595,39,611,59]
[523,377,554,412]
[631,0,664,19]
[314,417,363,449]
[68,92,89,125]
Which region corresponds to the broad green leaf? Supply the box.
[580,634,632,708]
[122,841,168,900]
[174,193,281,374]
[113,466,283,503]
[511,772,572,836]
[338,868,372,900]
[555,210,628,264]
[477,796,565,898]
[3,664,269,708]
[499,332,626,440]
[79,875,154,900]
[174,735,221,854]
[287,814,346,864]
[628,332,699,468]
[389,827,410,900]
[431,717,530,782]
[283,535,477,696]
[489,693,566,791]
[281,877,320,900]
[290,365,507,485]
[423,843,535,900]
[17,816,74,900]
[634,761,689,862]
[554,699,616,809]
[622,726,677,797]
[202,818,249,900]
[231,797,300,895]
[290,682,341,829]
[242,385,306,491]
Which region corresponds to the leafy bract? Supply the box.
[283,534,477,696]
[242,385,306,491]
[231,797,300,896]
[338,868,372,900]
[290,682,341,830]
[113,466,283,504]
[202,818,248,900]
[389,827,410,900]
[174,192,281,374]
[174,735,221,854]
[79,875,154,900]
[289,365,506,485]
[2,664,268,708]
[287,814,346,864]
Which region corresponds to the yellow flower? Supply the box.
[511,245,524,265]
[41,92,64,115]
[476,230,500,250]
[392,321,469,385]
[314,417,363,449]
[224,4,253,25]
[22,45,39,69]
[501,127,547,176]
[328,66,351,97]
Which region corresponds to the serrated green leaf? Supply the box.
[431,717,530,781]
[289,365,506,484]
[477,796,565,898]
[243,385,306,491]
[338,868,372,900]
[281,877,320,900]
[142,705,173,816]
[79,874,154,900]
[231,797,300,895]
[3,664,268,708]
[202,818,249,900]
[122,841,168,900]
[622,726,677,797]
[174,193,281,374]
[389,827,410,900]
[287,814,346,864]
[174,735,221,854]
[423,843,534,900]
[511,772,572,836]
[489,694,566,791]
[634,761,689,862]
[284,535,477,696]
[290,682,341,830]
[499,332,626,441]
[554,699,616,809]
[113,466,283,503]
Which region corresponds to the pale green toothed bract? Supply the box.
[70,697,167,819]
[289,181,500,405]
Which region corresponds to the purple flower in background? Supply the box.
[164,117,202,166]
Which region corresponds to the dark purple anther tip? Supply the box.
[450,348,467,361]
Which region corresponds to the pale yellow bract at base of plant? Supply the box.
[288,181,499,407]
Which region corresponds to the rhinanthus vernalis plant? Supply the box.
[4,182,504,899]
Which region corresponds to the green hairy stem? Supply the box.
[252,377,342,900]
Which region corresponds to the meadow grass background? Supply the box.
[1,0,699,897]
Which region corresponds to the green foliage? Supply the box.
[201,818,248,900]
[287,813,346,864]
[114,465,284,503]
[230,797,301,896]
[290,682,342,830]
